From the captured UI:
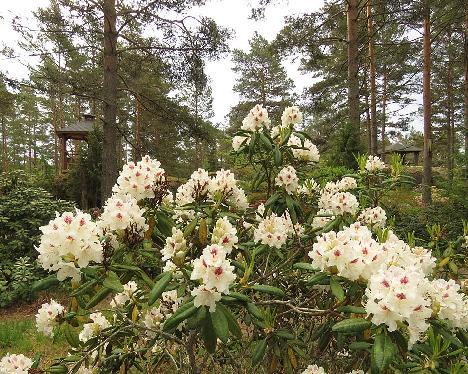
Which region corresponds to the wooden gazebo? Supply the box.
[56,114,96,171]
[377,142,422,165]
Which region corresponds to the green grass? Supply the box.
[0,316,68,366]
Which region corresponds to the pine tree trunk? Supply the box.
[367,1,377,155]
[1,116,7,171]
[447,30,454,184]
[381,65,387,157]
[422,0,432,205]
[134,94,141,160]
[464,3,468,178]
[365,78,371,152]
[102,0,120,202]
[347,0,360,136]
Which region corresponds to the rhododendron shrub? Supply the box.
[5,105,467,374]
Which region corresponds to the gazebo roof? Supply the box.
[56,114,98,138]
[378,142,422,154]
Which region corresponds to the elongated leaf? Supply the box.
[371,333,395,373]
[306,272,329,286]
[31,275,59,292]
[330,277,345,301]
[184,217,198,238]
[85,287,113,309]
[246,302,264,320]
[285,195,297,224]
[337,305,366,314]
[251,284,285,298]
[103,271,123,293]
[163,301,197,331]
[274,147,282,166]
[201,314,217,353]
[216,303,242,339]
[211,306,229,343]
[198,218,208,246]
[332,318,372,333]
[63,323,80,348]
[148,272,172,306]
[155,211,173,237]
[293,263,317,272]
[252,339,267,367]
[229,292,251,303]
[259,133,273,150]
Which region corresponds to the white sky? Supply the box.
[0,0,421,131]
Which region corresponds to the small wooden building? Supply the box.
[56,114,96,172]
[377,142,422,165]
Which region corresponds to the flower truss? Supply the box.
[8,105,467,374]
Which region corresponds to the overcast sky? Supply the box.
[0,0,421,131]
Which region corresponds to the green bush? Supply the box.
[0,171,74,263]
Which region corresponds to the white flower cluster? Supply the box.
[99,195,148,236]
[191,243,236,312]
[311,209,335,230]
[36,299,65,337]
[365,155,385,172]
[281,106,303,127]
[232,135,251,151]
[357,206,387,229]
[317,177,359,216]
[254,213,294,248]
[162,227,187,262]
[241,104,270,132]
[110,281,138,308]
[144,290,182,332]
[365,265,432,346]
[112,155,165,201]
[79,312,111,342]
[211,217,238,250]
[299,179,320,196]
[275,165,299,194]
[0,354,33,374]
[37,210,103,282]
[288,134,320,163]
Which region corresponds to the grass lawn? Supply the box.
[0,296,69,367]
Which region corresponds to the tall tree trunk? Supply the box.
[102,0,120,202]
[134,94,141,160]
[464,2,468,178]
[367,0,377,155]
[364,78,371,152]
[422,0,432,205]
[347,0,361,146]
[447,30,454,184]
[381,64,388,156]
[1,116,7,172]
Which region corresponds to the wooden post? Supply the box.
[61,136,67,171]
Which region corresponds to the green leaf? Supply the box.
[306,272,329,286]
[252,339,267,367]
[371,333,396,373]
[155,211,173,237]
[265,192,280,208]
[163,300,197,331]
[187,305,207,329]
[148,272,173,306]
[211,305,229,343]
[63,323,80,348]
[285,195,297,224]
[336,305,366,314]
[201,314,217,353]
[330,277,345,301]
[229,292,251,303]
[102,271,123,293]
[217,303,242,339]
[246,302,264,320]
[85,287,113,309]
[31,275,59,292]
[259,132,273,150]
[293,263,317,272]
[332,318,372,333]
[184,217,198,238]
[251,284,285,298]
[349,341,372,351]
[274,147,282,166]
[198,218,208,246]
[275,329,295,340]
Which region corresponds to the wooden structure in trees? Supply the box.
[378,142,422,165]
[56,114,96,172]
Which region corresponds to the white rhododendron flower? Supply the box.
[0,353,33,374]
[301,364,326,374]
[36,299,65,337]
[144,290,182,332]
[112,155,165,201]
[336,177,357,191]
[228,187,249,211]
[311,209,335,229]
[427,279,468,329]
[365,265,432,346]
[299,179,320,196]
[365,155,385,172]
[254,213,291,248]
[191,244,236,306]
[288,134,320,163]
[79,312,111,342]
[209,169,237,197]
[275,165,299,194]
[358,206,387,229]
[162,227,187,262]
[99,195,148,235]
[241,104,270,132]
[191,286,222,312]
[110,281,138,308]
[37,210,103,282]
[318,191,359,216]
[309,223,384,281]
[281,106,303,127]
[232,135,251,151]
[211,217,238,251]
[144,306,165,331]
